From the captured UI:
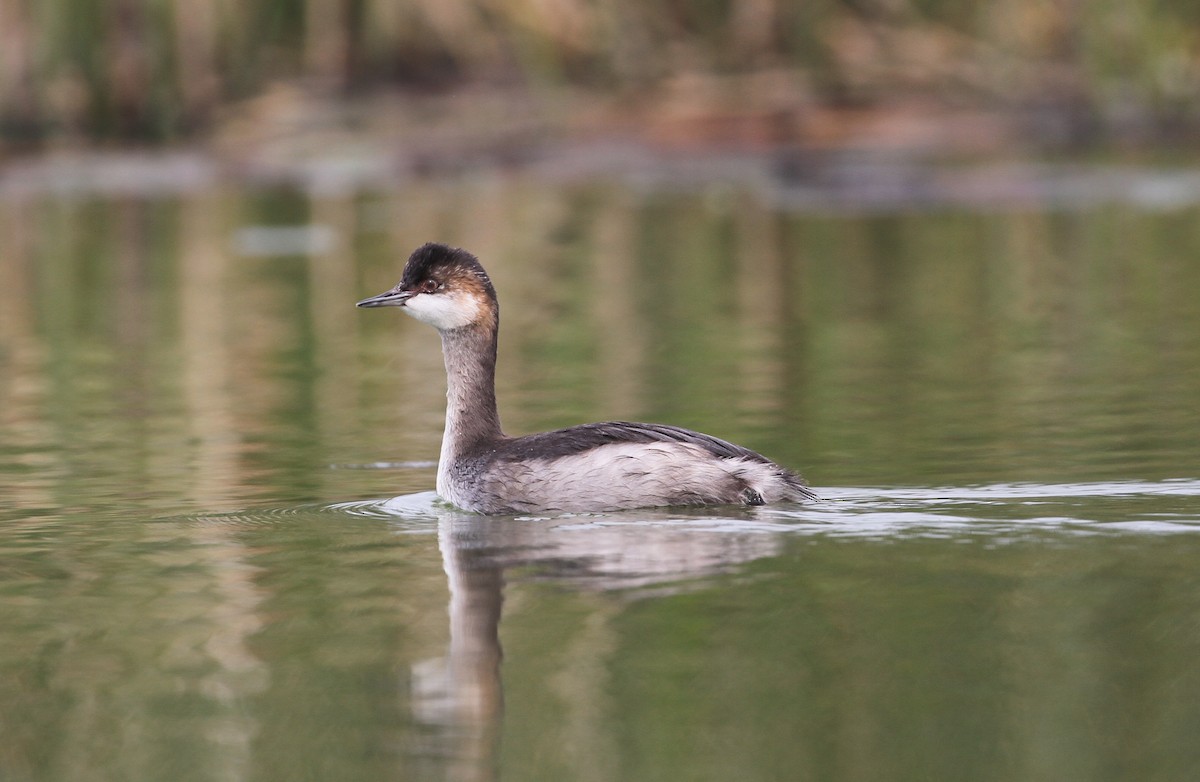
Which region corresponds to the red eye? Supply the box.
[421,279,439,293]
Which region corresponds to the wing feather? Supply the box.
[496,421,770,463]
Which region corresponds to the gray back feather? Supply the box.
[494,421,770,463]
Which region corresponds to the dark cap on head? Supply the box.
[357,242,498,313]
[401,243,495,297]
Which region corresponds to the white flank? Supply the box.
[446,441,790,513]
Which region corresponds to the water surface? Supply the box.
[2,166,1199,781]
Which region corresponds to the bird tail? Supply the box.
[780,470,819,502]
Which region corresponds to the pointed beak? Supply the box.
[356,287,414,308]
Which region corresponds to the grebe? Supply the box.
[357,243,817,514]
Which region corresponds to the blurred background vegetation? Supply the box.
[1,0,1199,148]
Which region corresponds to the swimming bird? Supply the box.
[357,243,816,513]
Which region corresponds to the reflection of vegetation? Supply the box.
[2,0,1200,140]
[3,178,1200,781]
[3,181,1199,507]
[573,535,1200,782]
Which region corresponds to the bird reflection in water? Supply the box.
[405,504,787,781]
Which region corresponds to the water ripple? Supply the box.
[169,502,363,528]
[319,479,1200,539]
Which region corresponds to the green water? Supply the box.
[2,174,1200,781]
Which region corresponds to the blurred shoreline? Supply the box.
[3,84,1200,213]
[3,1,1200,158]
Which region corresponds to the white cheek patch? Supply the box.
[403,291,482,331]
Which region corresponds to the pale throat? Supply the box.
[402,287,500,500]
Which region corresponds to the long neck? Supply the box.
[439,323,504,458]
